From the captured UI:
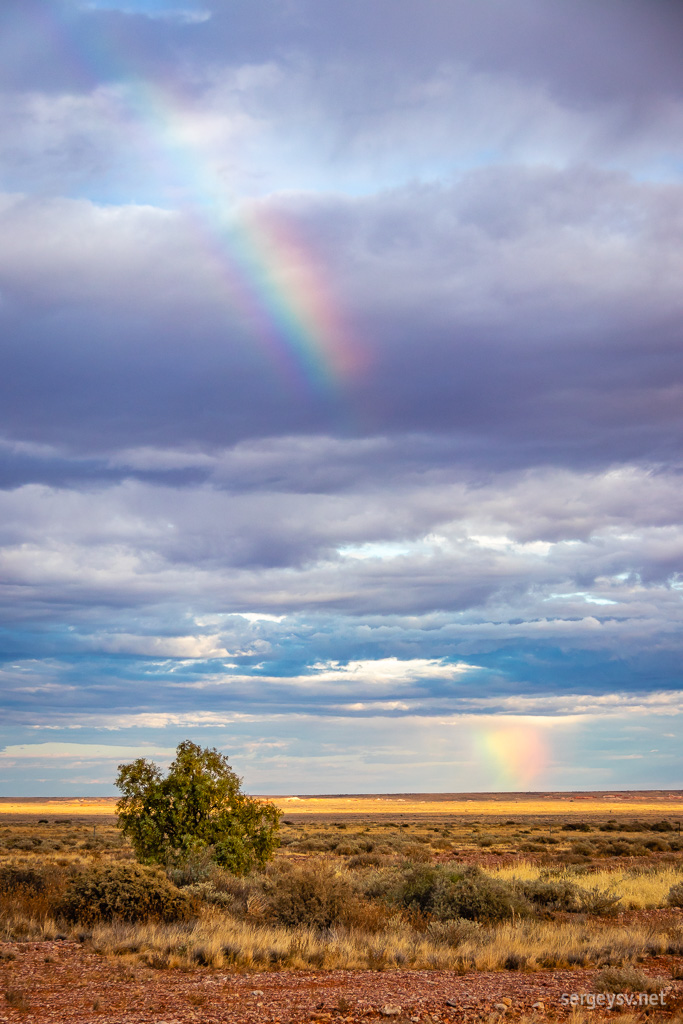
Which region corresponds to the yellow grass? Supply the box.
[484,862,683,908]
[0,799,118,816]
[3,794,683,817]
[268,796,683,817]
[86,905,682,973]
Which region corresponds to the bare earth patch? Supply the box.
[1,943,682,1024]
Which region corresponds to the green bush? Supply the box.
[57,864,197,925]
[115,740,281,874]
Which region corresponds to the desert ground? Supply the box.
[2,792,683,1023]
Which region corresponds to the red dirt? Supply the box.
[1,943,683,1024]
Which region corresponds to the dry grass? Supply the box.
[272,796,683,817]
[0,800,117,817]
[2,799,683,977]
[84,902,683,973]
[4,988,31,1011]
[4,794,683,819]
[485,863,683,909]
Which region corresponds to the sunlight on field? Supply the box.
[0,799,118,817]
[268,796,683,817]
[485,862,683,908]
[2,794,683,817]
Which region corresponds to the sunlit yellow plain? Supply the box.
[2,795,682,818]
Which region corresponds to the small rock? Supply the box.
[445,1000,458,1007]
[501,997,513,1007]
[532,1002,545,1011]
[250,989,265,996]
[381,1006,402,1017]
[494,1004,509,1013]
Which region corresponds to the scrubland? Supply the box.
[2,802,683,985]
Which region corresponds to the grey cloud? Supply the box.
[1,461,683,630]
[2,169,683,467]
[3,0,683,791]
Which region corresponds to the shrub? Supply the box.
[0,863,70,919]
[341,896,394,933]
[517,878,580,912]
[0,865,53,894]
[57,864,197,925]
[576,884,622,915]
[644,838,670,852]
[504,952,529,970]
[181,881,235,909]
[267,861,353,928]
[427,917,483,947]
[347,853,385,868]
[395,865,443,913]
[432,873,530,923]
[594,966,669,994]
[403,843,433,863]
[4,989,30,1011]
[6,836,42,851]
[667,882,683,908]
[335,843,362,856]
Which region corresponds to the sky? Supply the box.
[1,0,683,795]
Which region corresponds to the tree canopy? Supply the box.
[115,740,281,873]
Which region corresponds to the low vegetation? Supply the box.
[2,798,683,980]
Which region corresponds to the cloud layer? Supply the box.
[0,0,682,792]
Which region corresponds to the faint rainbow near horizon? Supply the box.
[474,724,550,789]
[35,4,364,403]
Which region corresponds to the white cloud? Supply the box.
[91,633,230,658]
[0,742,175,760]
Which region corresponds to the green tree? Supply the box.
[115,740,281,873]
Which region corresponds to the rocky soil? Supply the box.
[1,942,682,1023]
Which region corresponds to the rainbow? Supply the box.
[474,723,550,789]
[35,4,363,401]
[212,204,363,396]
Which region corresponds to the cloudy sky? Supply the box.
[1,0,683,795]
